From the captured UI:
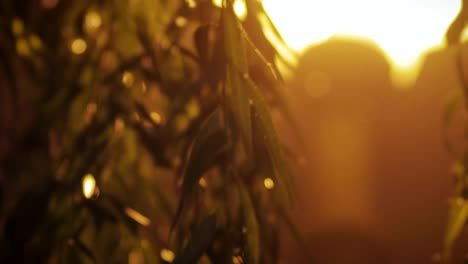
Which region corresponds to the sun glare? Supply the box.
[263,0,461,87]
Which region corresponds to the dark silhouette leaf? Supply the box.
[172,108,229,230]
[173,214,217,264]
[244,76,294,203]
[74,238,96,263]
[236,178,260,264]
[223,7,253,159]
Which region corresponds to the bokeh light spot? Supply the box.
[160,248,175,262]
[82,173,96,199]
[71,38,87,54]
[263,177,275,190]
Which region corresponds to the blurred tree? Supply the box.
[0,0,301,263]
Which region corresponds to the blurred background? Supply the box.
[263,0,468,263]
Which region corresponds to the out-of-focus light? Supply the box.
[16,39,30,57]
[262,0,460,87]
[212,0,247,20]
[186,0,197,8]
[82,173,96,199]
[175,16,188,27]
[122,71,135,87]
[41,0,59,9]
[71,38,87,54]
[125,207,151,226]
[185,99,200,119]
[29,34,43,50]
[233,0,247,20]
[263,177,275,190]
[84,11,102,33]
[160,249,175,263]
[150,112,162,124]
[198,177,208,188]
[212,0,222,7]
[11,18,24,36]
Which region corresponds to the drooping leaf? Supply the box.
[223,7,253,159]
[236,178,260,264]
[244,76,294,203]
[443,198,468,262]
[445,0,468,46]
[172,108,229,230]
[239,15,309,167]
[74,238,97,263]
[173,214,217,264]
[195,24,213,67]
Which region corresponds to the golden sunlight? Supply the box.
[263,0,461,87]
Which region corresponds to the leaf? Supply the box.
[223,7,248,72]
[443,198,468,263]
[244,76,294,203]
[445,0,468,45]
[226,65,253,158]
[223,7,253,159]
[173,214,217,264]
[194,24,213,66]
[236,178,260,264]
[171,108,229,230]
[74,238,96,263]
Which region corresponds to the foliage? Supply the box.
[442,0,468,262]
[0,0,300,263]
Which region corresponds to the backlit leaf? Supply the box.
[236,178,260,264]
[223,7,253,159]
[244,76,294,203]
[443,198,468,262]
[173,214,217,264]
[172,108,229,230]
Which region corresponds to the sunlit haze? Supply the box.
[262,0,461,87]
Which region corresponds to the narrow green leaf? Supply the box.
[244,76,294,203]
[236,179,260,264]
[223,7,248,72]
[74,238,96,263]
[195,24,213,66]
[173,214,217,264]
[223,7,253,159]
[226,65,253,158]
[172,108,229,230]
[443,198,468,263]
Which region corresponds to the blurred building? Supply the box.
[280,37,464,263]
